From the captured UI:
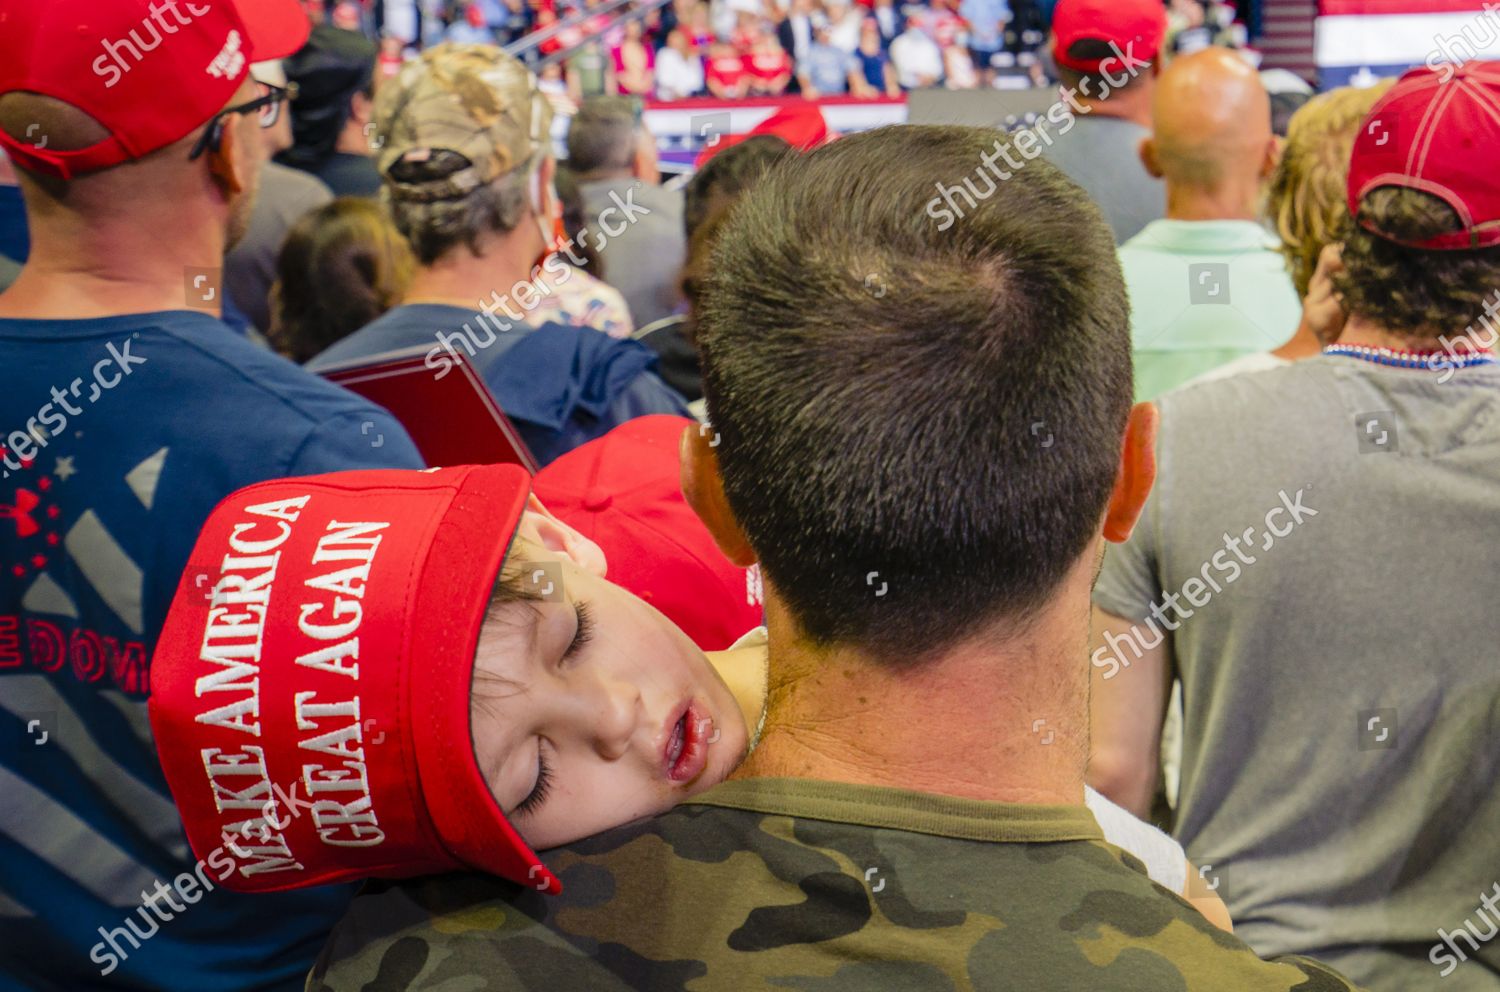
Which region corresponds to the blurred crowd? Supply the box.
[301,0,1249,102]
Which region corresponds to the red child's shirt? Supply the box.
[747,48,792,83]
[706,52,749,91]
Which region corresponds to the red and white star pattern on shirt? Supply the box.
[1,455,64,578]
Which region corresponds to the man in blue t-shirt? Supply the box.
[798,25,860,96]
[0,2,421,989]
[306,44,686,467]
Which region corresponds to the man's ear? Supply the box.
[1260,133,1283,180]
[632,129,661,185]
[350,90,374,130]
[1138,137,1163,180]
[680,424,757,567]
[206,118,248,198]
[516,495,608,577]
[1103,402,1158,543]
[536,154,557,218]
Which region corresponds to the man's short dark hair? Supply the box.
[1335,187,1500,339]
[1056,39,1151,97]
[684,135,792,240]
[281,25,378,170]
[697,124,1132,664]
[566,96,642,176]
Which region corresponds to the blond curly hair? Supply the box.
[1266,80,1394,297]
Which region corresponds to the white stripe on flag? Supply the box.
[1316,12,1500,68]
[64,510,144,635]
[0,767,163,909]
[0,677,189,861]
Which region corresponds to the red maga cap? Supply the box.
[1347,61,1500,251]
[534,416,764,651]
[0,0,312,179]
[1051,0,1166,75]
[694,103,830,169]
[147,466,562,896]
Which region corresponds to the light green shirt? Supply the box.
[1120,219,1301,401]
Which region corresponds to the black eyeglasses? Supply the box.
[189,81,299,161]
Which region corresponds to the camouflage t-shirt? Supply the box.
[308,778,1364,991]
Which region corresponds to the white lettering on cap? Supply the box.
[207,30,246,80]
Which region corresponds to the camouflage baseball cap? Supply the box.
[375,43,552,202]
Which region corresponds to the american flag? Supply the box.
[1316,0,1500,87]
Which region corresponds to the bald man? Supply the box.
[1119,47,1302,401]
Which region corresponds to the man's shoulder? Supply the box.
[131,312,408,429]
[312,796,1364,991]
[260,161,334,214]
[1158,359,1335,425]
[0,310,418,497]
[582,177,683,220]
[1046,115,1150,159]
[1147,360,1348,482]
[0,309,362,419]
[316,154,384,199]
[310,304,524,370]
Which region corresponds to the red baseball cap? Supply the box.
[0,0,312,179]
[147,465,562,896]
[1051,0,1166,74]
[694,103,830,169]
[1347,61,1500,251]
[533,416,764,651]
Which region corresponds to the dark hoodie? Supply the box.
[306,304,689,466]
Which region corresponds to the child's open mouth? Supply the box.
[664,703,711,784]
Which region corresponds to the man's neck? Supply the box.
[335,121,371,158]
[1164,181,1259,223]
[403,235,541,314]
[573,167,635,185]
[1074,86,1152,129]
[1271,312,1325,362]
[1336,314,1483,353]
[730,587,1092,806]
[0,199,227,320]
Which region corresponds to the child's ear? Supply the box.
[516,496,608,577]
[681,424,757,567]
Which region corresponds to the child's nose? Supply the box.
[582,675,640,761]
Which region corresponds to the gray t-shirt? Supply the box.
[1040,115,1163,244]
[579,177,686,329]
[1094,357,1500,992]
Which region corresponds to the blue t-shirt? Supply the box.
[0,311,421,991]
[0,185,28,264]
[960,0,1010,51]
[307,303,689,466]
[802,43,856,94]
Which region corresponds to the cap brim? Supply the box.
[409,463,563,895]
[241,0,315,62]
